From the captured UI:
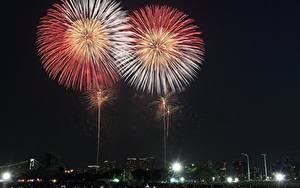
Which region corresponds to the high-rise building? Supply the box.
[139,157,154,170]
[207,160,213,169]
[126,157,138,171]
[215,161,226,181]
[251,165,260,180]
[232,160,246,180]
[126,157,155,171]
[103,160,116,171]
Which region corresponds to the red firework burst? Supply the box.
[119,5,205,95]
[37,0,131,91]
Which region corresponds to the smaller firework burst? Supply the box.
[85,88,113,109]
[153,93,180,120]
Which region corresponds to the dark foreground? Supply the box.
[2,182,300,188]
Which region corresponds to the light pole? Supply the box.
[261,154,268,180]
[241,153,250,181]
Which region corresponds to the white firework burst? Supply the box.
[118,5,205,96]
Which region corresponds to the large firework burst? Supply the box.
[119,5,205,96]
[37,0,131,91]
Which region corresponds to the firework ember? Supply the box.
[37,0,131,91]
[119,5,205,95]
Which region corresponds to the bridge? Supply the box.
[0,158,41,172]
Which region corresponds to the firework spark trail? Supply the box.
[84,88,114,165]
[119,5,205,96]
[85,88,113,109]
[37,0,131,91]
[152,92,182,167]
[153,93,181,120]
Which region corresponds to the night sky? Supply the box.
[4,0,300,168]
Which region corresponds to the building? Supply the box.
[139,157,154,170]
[251,165,261,180]
[215,161,226,181]
[103,160,116,171]
[126,157,138,171]
[126,157,155,171]
[232,160,246,180]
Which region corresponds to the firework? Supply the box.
[153,93,180,119]
[37,0,131,91]
[85,88,114,165]
[119,5,205,95]
[85,88,113,109]
[152,92,181,167]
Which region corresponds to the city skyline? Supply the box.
[1,155,299,180]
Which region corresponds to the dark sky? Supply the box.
[4,0,300,168]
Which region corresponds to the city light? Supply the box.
[1,172,11,181]
[233,177,239,183]
[51,179,57,183]
[180,177,185,183]
[172,162,183,172]
[226,176,239,183]
[170,177,179,183]
[64,169,74,174]
[274,172,285,182]
[112,178,120,183]
[36,178,42,182]
[226,177,233,183]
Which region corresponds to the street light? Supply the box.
[172,162,183,172]
[261,154,268,180]
[274,172,285,182]
[170,177,178,183]
[226,177,233,183]
[2,172,11,181]
[112,178,120,183]
[241,153,250,181]
[180,177,185,183]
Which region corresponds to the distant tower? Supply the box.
[29,158,35,170]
